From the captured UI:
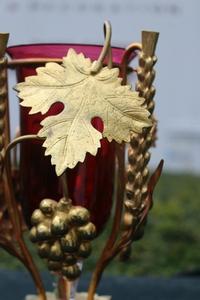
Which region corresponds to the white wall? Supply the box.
[1,0,199,173]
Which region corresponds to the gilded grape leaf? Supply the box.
[15,49,152,176]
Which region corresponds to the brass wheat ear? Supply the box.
[120,32,161,260]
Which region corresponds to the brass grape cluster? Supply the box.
[29,197,96,281]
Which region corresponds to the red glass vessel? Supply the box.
[7,44,135,233]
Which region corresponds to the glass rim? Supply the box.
[6,42,125,51]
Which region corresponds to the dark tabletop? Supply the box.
[0,270,200,300]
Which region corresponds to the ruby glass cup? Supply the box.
[6,44,136,234]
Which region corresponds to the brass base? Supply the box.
[25,292,111,300]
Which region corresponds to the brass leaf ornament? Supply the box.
[16,49,152,176]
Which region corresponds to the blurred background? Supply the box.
[0,0,200,279]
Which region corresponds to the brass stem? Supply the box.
[57,276,68,300]
[91,20,112,73]
[104,22,112,70]
[60,171,69,201]
[99,21,112,65]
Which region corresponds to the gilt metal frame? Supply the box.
[0,24,163,300]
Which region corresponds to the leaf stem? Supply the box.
[60,171,69,201]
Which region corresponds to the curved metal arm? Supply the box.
[3,134,43,231]
[5,134,41,158]
[120,42,142,85]
[3,134,46,300]
[91,20,112,73]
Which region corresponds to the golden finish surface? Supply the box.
[16,48,151,176]
[30,197,96,281]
